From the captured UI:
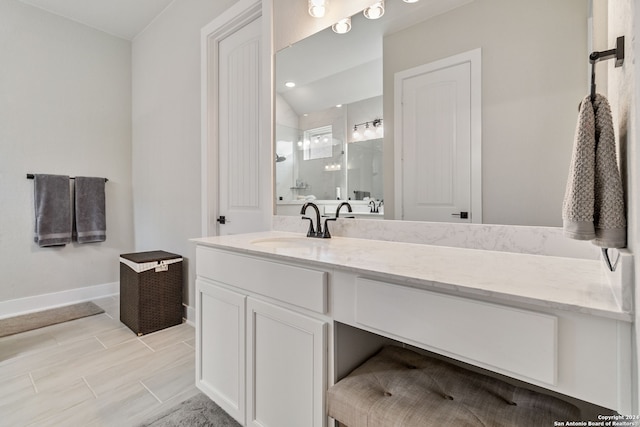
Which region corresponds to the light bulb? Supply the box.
[308,0,326,18]
[363,1,384,19]
[364,123,374,139]
[332,17,351,34]
[352,125,361,140]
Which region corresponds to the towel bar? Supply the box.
[26,174,108,182]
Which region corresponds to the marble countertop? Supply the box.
[192,231,630,322]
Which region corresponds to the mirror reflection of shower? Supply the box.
[275,95,383,205]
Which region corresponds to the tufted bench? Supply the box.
[327,346,581,427]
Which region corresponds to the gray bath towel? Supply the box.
[74,176,106,243]
[33,174,72,247]
[563,94,626,248]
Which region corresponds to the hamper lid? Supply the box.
[120,250,181,264]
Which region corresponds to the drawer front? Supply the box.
[197,246,327,314]
[355,277,557,385]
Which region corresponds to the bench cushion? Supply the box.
[327,346,580,427]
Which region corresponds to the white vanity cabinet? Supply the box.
[195,245,328,427]
[194,231,634,418]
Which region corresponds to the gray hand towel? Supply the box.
[563,94,626,248]
[74,176,106,243]
[33,174,72,247]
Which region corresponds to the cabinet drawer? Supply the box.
[355,277,557,385]
[197,246,327,314]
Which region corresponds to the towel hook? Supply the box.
[588,36,625,102]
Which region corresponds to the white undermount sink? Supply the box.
[250,237,330,249]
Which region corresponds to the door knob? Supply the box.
[216,216,227,225]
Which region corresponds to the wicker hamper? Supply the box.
[119,250,183,336]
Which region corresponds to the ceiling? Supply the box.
[276,0,472,115]
[19,0,174,40]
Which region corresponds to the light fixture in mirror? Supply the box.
[363,1,385,20]
[332,17,352,34]
[308,0,326,18]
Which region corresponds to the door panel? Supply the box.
[401,61,471,222]
[394,49,481,223]
[218,16,264,235]
[196,279,246,425]
[246,297,326,427]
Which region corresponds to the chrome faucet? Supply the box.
[300,202,323,238]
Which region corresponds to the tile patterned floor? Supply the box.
[0,296,199,426]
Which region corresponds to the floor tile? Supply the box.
[1,377,94,426]
[85,341,192,397]
[1,299,196,426]
[31,338,152,393]
[139,323,194,351]
[140,355,196,402]
[0,337,105,382]
[96,326,137,348]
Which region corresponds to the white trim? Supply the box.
[201,0,265,237]
[0,282,119,320]
[184,304,196,325]
[394,48,482,223]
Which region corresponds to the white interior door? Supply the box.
[201,0,270,237]
[218,17,263,235]
[394,49,481,223]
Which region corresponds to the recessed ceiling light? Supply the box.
[285,81,296,88]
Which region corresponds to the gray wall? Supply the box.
[132,0,238,311]
[0,0,134,303]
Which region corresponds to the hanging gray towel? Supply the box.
[33,174,72,247]
[562,94,626,248]
[74,176,106,243]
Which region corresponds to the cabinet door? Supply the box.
[246,297,326,427]
[196,279,246,425]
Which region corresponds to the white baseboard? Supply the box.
[0,282,119,320]
[184,304,195,326]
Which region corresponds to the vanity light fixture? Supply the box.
[308,0,326,18]
[363,0,384,19]
[332,17,351,34]
[352,118,383,141]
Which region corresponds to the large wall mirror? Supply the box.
[275,0,594,226]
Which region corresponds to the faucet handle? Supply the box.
[301,216,315,237]
[323,217,336,238]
